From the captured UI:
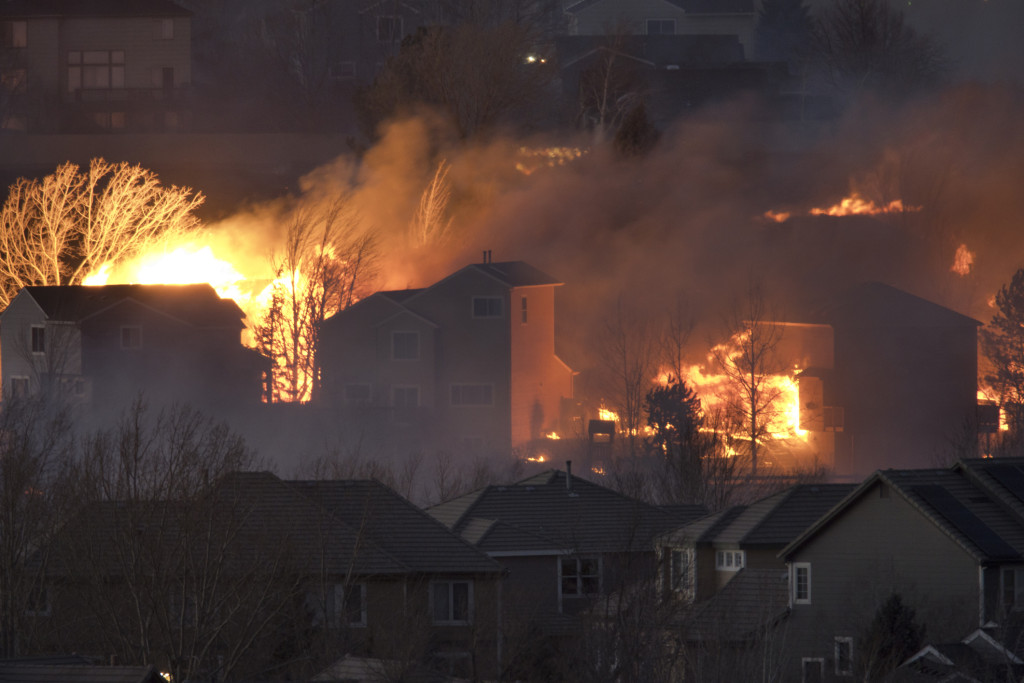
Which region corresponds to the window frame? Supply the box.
[450,383,494,406]
[30,325,45,354]
[646,18,676,35]
[560,556,601,599]
[391,331,420,360]
[67,49,125,92]
[472,296,503,319]
[715,549,745,571]
[3,20,27,48]
[431,580,472,625]
[156,17,174,40]
[120,325,142,350]
[834,636,853,676]
[801,657,825,683]
[793,562,811,605]
[521,295,528,324]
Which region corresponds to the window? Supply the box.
[472,296,503,318]
[716,549,745,571]
[391,331,419,360]
[344,384,371,405]
[156,18,174,40]
[793,562,811,604]
[67,50,125,92]
[521,296,528,324]
[431,581,471,624]
[392,385,419,422]
[667,547,694,598]
[309,583,366,628]
[30,325,45,353]
[561,557,600,597]
[121,325,142,349]
[59,376,87,397]
[377,15,403,42]
[25,585,50,617]
[834,636,853,676]
[10,376,29,398]
[2,21,27,48]
[450,384,493,406]
[801,657,824,683]
[1002,567,1024,611]
[647,19,675,34]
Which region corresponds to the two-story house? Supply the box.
[780,458,1024,682]
[35,471,505,681]
[317,258,575,456]
[0,0,191,133]
[0,284,268,413]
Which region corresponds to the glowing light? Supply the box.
[527,454,548,463]
[545,432,560,440]
[597,407,619,422]
[809,194,919,217]
[762,210,791,223]
[591,466,606,476]
[951,244,974,276]
[515,146,586,175]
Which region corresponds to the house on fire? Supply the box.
[317,258,575,455]
[0,0,192,133]
[780,282,982,479]
[0,284,268,412]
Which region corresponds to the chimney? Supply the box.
[566,460,573,494]
[482,249,492,264]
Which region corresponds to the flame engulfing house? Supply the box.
[784,282,981,479]
[317,259,574,456]
[0,284,268,413]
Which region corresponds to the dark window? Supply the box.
[794,564,811,603]
[802,658,824,683]
[521,296,528,323]
[834,637,853,676]
[472,296,503,318]
[647,19,675,34]
[2,21,27,48]
[121,326,142,349]
[67,50,124,92]
[392,331,419,360]
[25,584,50,616]
[10,377,29,398]
[30,326,45,353]
[561,557,599,597]
[432,581,471,623]
[451,384,493,406]
[342,584,366,626]
[377,15,403,42]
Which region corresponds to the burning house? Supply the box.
[0,283,269,414]
[786,282,982,479]
[317,257,574,456]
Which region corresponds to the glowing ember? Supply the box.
[545,432,560,440]
[809,194,918,217]
[527,454,548,463]
[597,407,619,422]
[591,466,606,476]
[951,244,975,276]
[762,210,791,223]
[515,146,586,175]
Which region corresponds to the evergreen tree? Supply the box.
[858,593,925,680]
[981,267,1024,436]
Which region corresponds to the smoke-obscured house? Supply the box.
[32,471,506,681]
[317,259,575,456]
[0,0,191,133]
[784,282,982,479]
[0,284,268,412]
[780,458,1024,682]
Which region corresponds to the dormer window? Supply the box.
[716,549,745,571]
[472,297,503,318]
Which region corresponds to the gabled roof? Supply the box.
[808,282,980,330]
[781,464,1024,564]
[681,567,790,642]
[661,484,855,548]
[287,479,503,575]
[0,0,190,19]
[426,469,707,555]
[13,284,245,329]
[460,261,562,289]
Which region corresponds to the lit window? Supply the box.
[432,581,471,624]
[561,557,600,597]
[392,331,419,360]
[30,325,45,353]
[647,19,675,35]
[121,325,142,349]
[793,562,811,604]
[472,296,503,318]
[834,637,853,676]
[451,384,493,406]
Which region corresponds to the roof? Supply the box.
[565,0,753,14]
[807,282,981,330]
[286,479,503,575]
[893,628,1024,682]
[0,661,164,683]
[782,463,1024,564]
[13,284,245,329]
[466,261,562,289]
[681,567,790,642]
[426,469,708,555]
[661,484,855,548]
[0,0,190,18]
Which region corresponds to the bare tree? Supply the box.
[254,195,377,403]
[409,159,454,248]
[575,26,648,145]
[598,301,658,458]
[713,284,786,477]
[0,159,204,308]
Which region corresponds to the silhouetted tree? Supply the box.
[858,593,925,680]
[0,159,204,308]
[981,267,1024,440]
[644,378,706,504]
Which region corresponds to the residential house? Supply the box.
[34,471,505,681]
[0,0,191,133]
[426,465,707,640]
[317,258,575,456]
[780,458,1024,682]
[0,284,268,413]
[893,627,1024,682]
[782,282,983,479]
[658,483,855,604]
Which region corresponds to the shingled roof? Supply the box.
[0,0,189,18]
[681,567,790,642]
[808,282,980,330]
[17,284,246,329]
[427,469,707,555]
[0,661,165,683]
